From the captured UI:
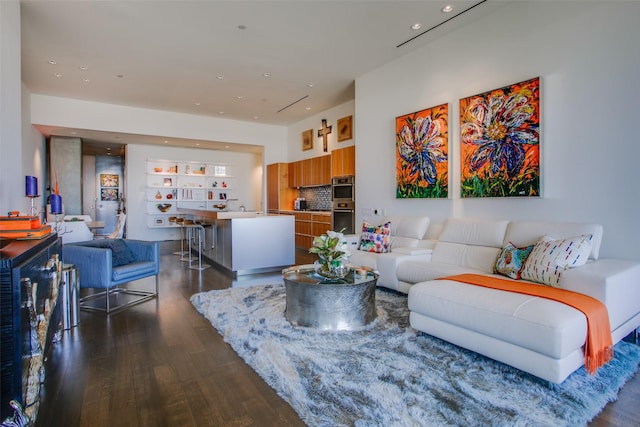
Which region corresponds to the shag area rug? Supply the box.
[191,284,640,427]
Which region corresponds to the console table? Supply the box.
[0,234,62,423]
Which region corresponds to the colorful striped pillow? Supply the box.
[520,234,593,286]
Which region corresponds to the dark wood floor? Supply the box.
[35,242,639,427]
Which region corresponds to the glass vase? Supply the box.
[315,260,350,279]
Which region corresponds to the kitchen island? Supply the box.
[178,209,295,275]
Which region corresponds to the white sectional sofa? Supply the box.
[346,215,433,290]
[348,216,640,383]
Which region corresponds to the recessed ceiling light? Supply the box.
[196,143,200,146]
[307,83,314,88]
[53,73,62,78]
[194,102,201,106]
[263,73,271,78]
[305,107,311,111]
[217,75,224,80]
[237,96,244,100]
[79,66,88,71]
[106,147,111,151]
[164,140,168,144]
[253,116,259,120]
[442,5,454,13]
[225,145,229,149]
[48,60,57,65]
[411,23,422,30]
[82,78,90,83]
[218,111,225,115]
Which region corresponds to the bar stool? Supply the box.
[170,217,189,257]
[186,223,210,271]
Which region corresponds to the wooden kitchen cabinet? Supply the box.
[293,211,332,249]
[331,145,355,177]
[288,155,331,187]
[267,163,295,212]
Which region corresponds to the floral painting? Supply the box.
[395,103,448,198]
[100,174,119,188]
[460,77,540,198]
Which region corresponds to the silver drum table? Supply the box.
[282,264,378,330]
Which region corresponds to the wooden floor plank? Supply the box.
[34,242,639,427]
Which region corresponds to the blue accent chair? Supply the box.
[62,239,160,314]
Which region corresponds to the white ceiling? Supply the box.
[20,0,497,155]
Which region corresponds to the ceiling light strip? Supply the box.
[396,0,487,48]
[277,95,309,113]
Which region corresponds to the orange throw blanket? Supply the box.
[440,274,613,375]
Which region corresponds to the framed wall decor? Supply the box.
[100,174,119,188]
[302,129,313,151]
[460,77,540,198]
[395,103,448,198]
[337,115,353,142]
[101,188,118,201]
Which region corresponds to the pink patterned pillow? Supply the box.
[359,221,391,253]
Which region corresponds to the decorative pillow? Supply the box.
[358,221,391,253]
[494,242,534,279]
[520,234,593,286]
[91,239,136,267]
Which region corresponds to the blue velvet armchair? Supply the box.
[62,239,160,314]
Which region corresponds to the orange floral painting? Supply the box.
[460,77,540,197]
[395,103,448,198]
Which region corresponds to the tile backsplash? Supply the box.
[299,186,331,211]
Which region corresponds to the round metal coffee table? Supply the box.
[282,264,378,331]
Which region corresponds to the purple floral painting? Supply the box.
[396,103,448,198]
[460,77,540,197]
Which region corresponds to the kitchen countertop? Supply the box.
[279,210,332,214]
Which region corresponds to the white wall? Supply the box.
[287,100,355,162]
[126,143,262,241]
[355,1,640,261]
[30,94,288,164]
[1,1,24,214]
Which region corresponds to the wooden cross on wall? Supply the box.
[317,119,332,152]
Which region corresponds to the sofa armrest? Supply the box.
[375,253,434,292]
[560,259,640,331]
[62,244,113,289]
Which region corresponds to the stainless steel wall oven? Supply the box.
[332,176,355,234]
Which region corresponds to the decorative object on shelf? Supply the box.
[309,228,351,279]
[460,76,540,198]
[25,176,41,217]
[156,204,171,212]
[1,399,29,427]
[337,115,353,142]
[153,167,163,173]
[50,171,63,215]
[25,176,38,197]
[317,119,332,152]
[155,190,162,200]
[302,129,313,151]
[396,103,449,199]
